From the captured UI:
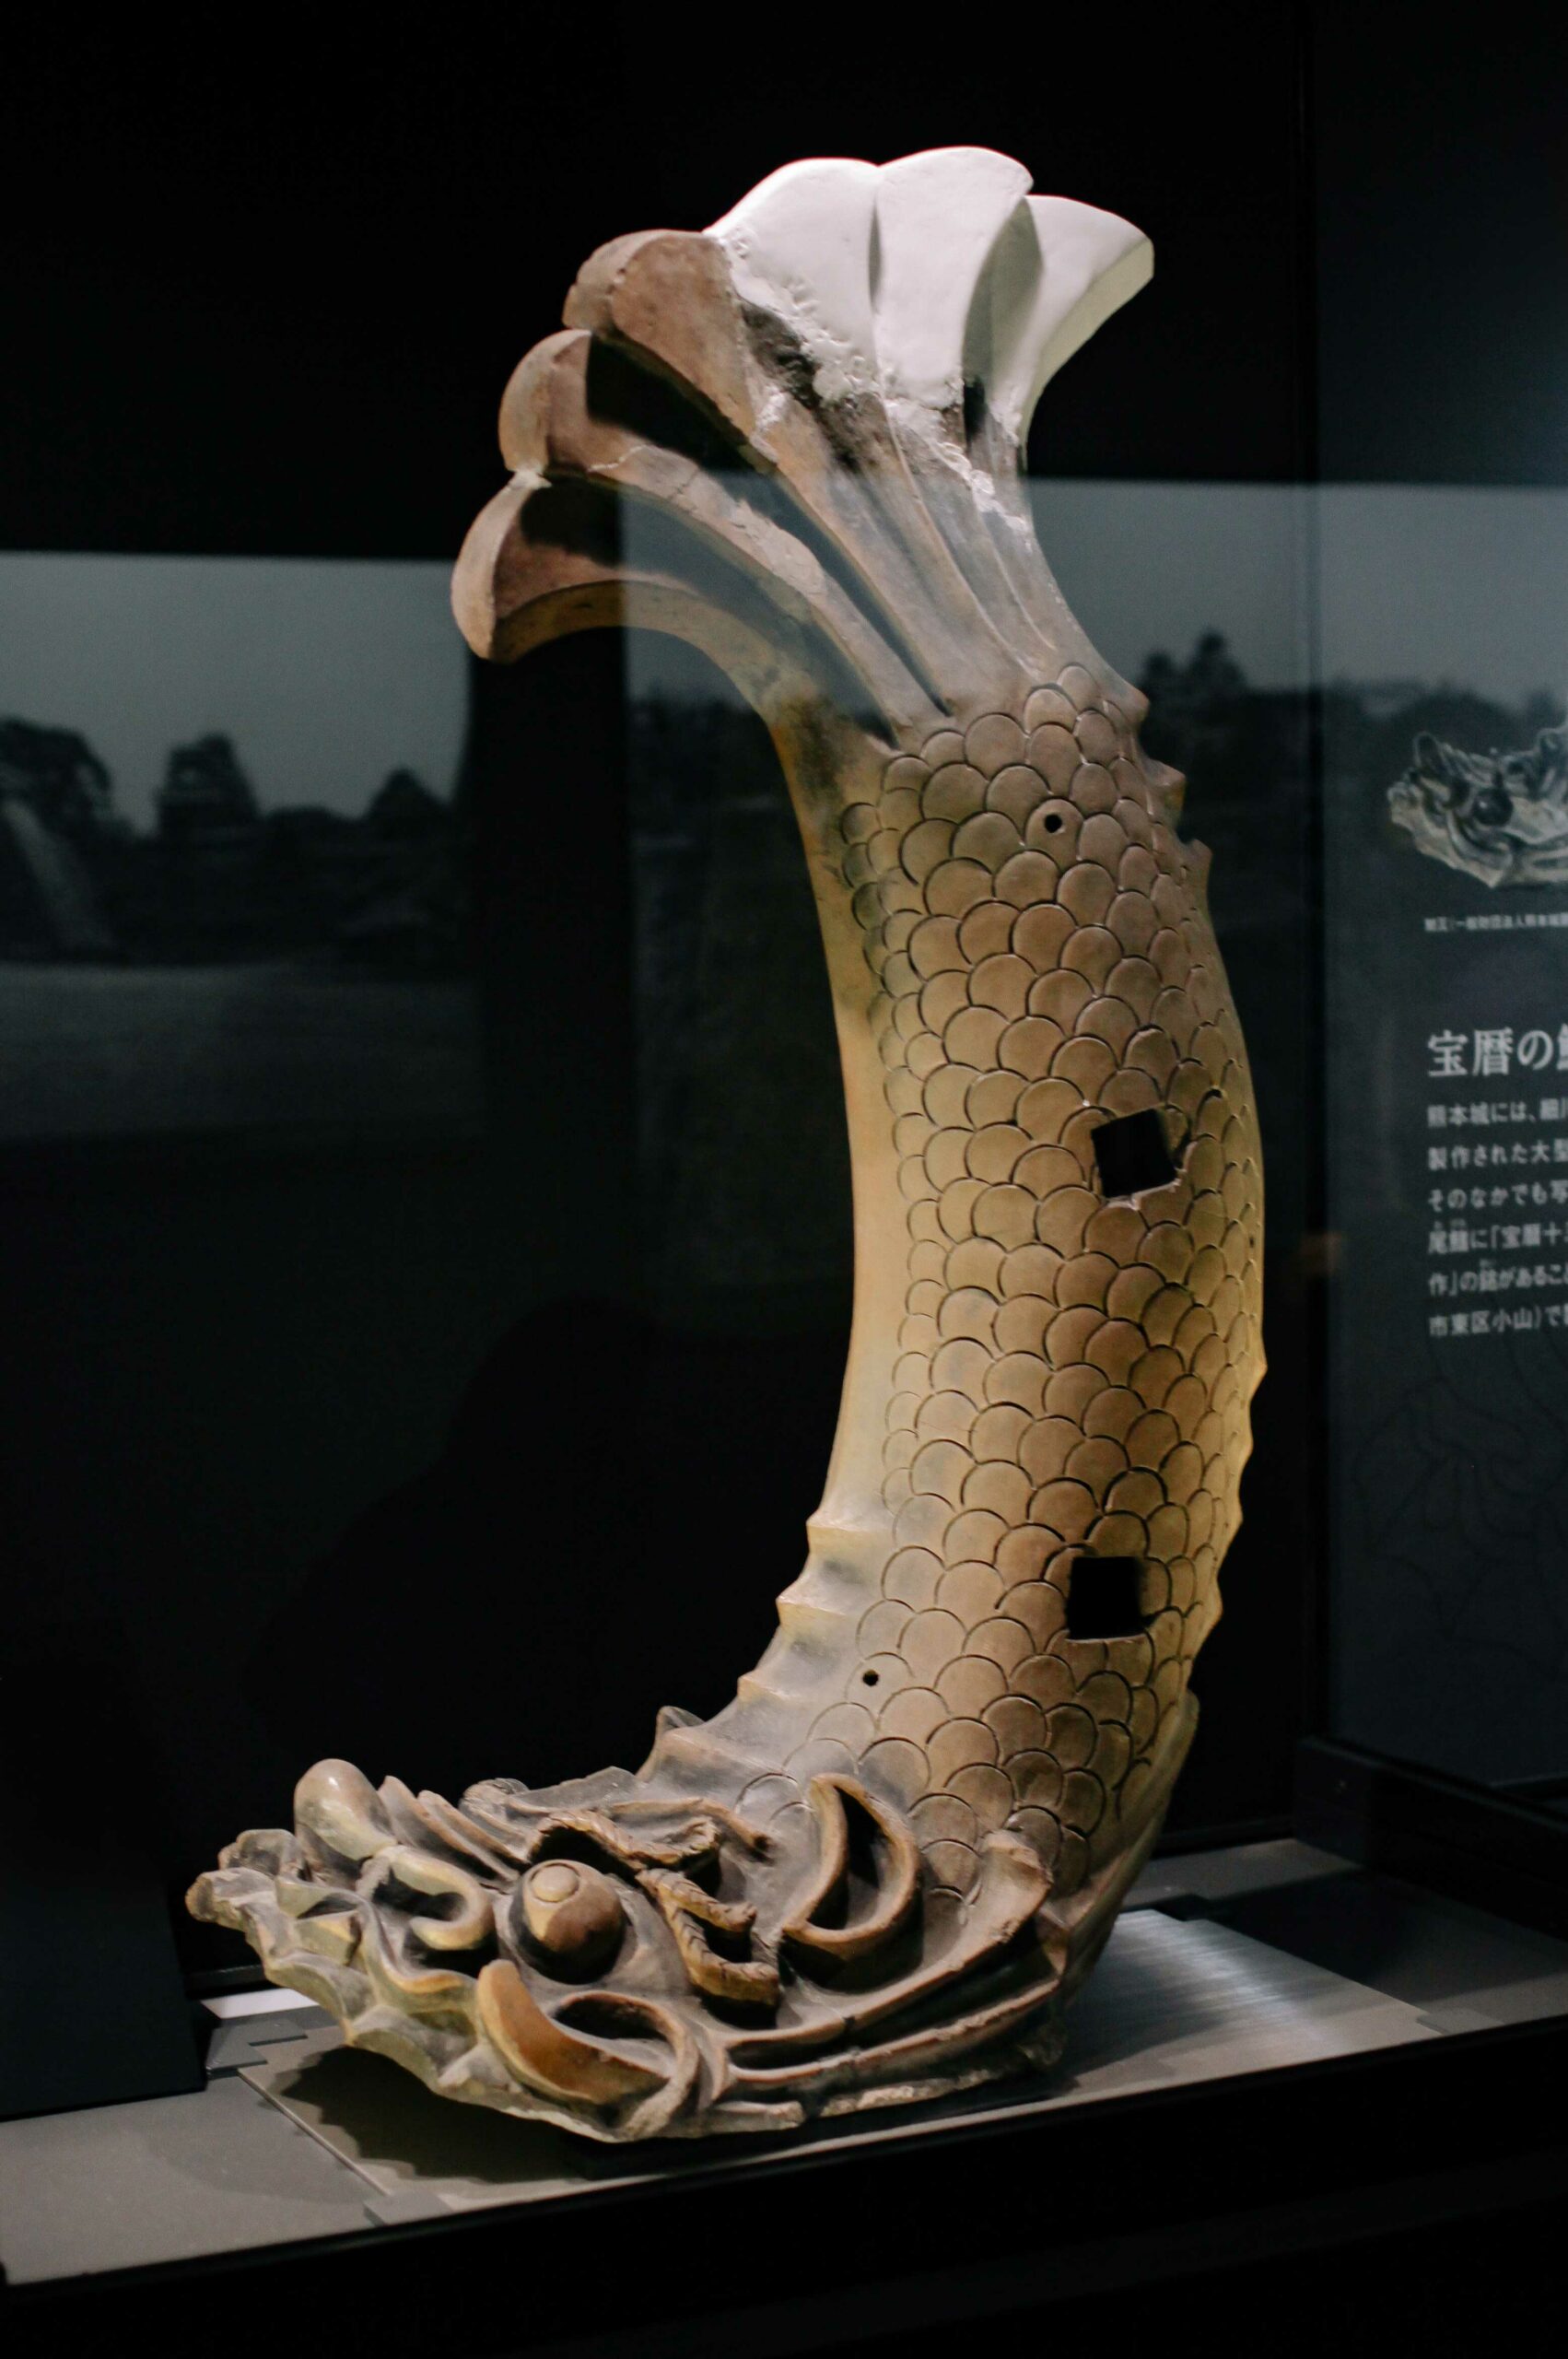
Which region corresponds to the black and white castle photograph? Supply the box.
[0,556,480,1142]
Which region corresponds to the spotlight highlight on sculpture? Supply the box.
[192,147,1265,2140]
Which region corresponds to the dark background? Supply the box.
[6,5,1552,1973]
[1314,12,1568,491]
[1325,760,1568,1785]
[4,15,1309,560]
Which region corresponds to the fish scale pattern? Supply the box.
[797,669,1263,1905]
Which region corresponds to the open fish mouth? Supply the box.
[190,1748,1192,2138]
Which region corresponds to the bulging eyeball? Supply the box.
[513,1858,624,1977]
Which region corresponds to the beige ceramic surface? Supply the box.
[192,147,1264,2141]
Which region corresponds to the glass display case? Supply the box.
[4,10,1566,2345]
[1302,16,1568,1912]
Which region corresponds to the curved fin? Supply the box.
[780,1773,920,1962]
[357,1843,492,1953]
[476,1959,664,2105]
[975,194,1153,446]
[644,1870,781,2009]
[556,1991,703,2138]
[708,156,880,402]
[873,147,1033,414]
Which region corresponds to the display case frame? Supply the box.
[5,6,1568,2331]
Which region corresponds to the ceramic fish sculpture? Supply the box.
[1390,719,1568,887]
[191,148,1265,2141]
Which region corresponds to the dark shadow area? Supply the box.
[1091,1107,1176,1198]
[1066,1555,1147,1640]
[0,1620,202,2117]
[819,2203,1568,2359]
[1208,1868,1568,2011]
[235,646,852,1821]
[240,1296,844,1801]
[0,18,1311,558]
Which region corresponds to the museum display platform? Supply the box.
[7,1834,1568,2353]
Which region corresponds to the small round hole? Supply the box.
[1043,811,1064,833]
[860,1669,880,1687]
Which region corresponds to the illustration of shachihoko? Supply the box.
[1389,719,1568,888]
